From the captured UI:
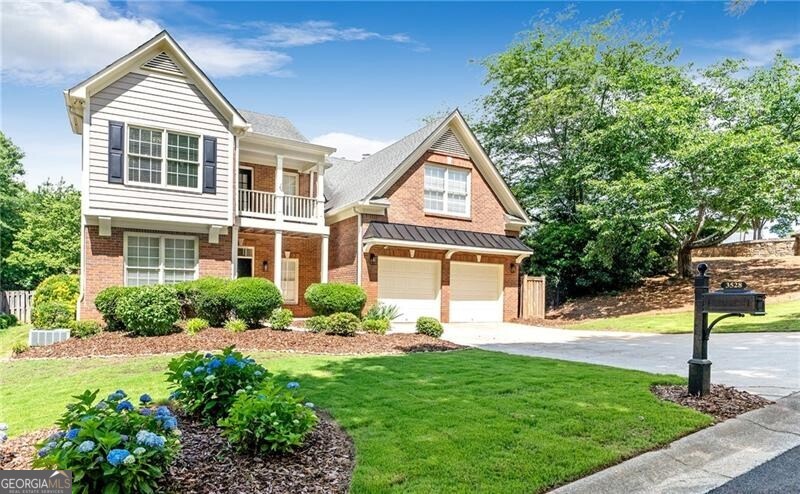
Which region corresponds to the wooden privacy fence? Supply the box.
[1,290,33,323]
[521,275,546,319]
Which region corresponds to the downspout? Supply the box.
[356,213,363,286]
[230,133,240,279]
[77,96,90,320]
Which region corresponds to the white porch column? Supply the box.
[274,230,283,295]
[316,161,325,225]
[275,155,284,218]
[320,234,329,283]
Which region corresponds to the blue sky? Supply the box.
[2,1,799,187]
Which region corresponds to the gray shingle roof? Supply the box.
[324,114,452,212]
[239,109,308,142]
[364,222,532,252]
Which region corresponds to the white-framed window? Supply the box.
[126,125,200,191]
[424,164,470,217]
[281,258,299,304]
[124,233,198,286]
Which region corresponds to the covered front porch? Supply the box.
[235,228,328,317]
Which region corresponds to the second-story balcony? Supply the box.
[239,189,320,224]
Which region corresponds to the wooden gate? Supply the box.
[520,275,546,319]
[0,290,33,323]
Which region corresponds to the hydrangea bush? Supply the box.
[33,389,180,494]
[219,381,318,454]
[166,346,269,423]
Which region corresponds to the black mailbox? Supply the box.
[702,281,766,315]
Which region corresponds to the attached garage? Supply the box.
[378,257,441,323]
[449,262,504,322]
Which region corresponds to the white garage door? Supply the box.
[450,262,504,323]
[378,257,441,323]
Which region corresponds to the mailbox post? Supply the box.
[688,263,766,396]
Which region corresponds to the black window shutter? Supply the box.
[108,121,124,184]
[202,136,217,194]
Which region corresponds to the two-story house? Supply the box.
[66,31,531,324]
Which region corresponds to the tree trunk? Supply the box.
[751,218,766,240]
[677,244,693,279]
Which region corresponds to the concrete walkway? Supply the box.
[551,392,800,494]
[439,323,800,399]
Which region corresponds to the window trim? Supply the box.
[423,164,471,218]
[123,121,203,193]
[281,258,299,305]
[281,170,299,196]
[123,232,199,286]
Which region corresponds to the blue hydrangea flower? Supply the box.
[207,358,222,370]
[61,441,73,449]
[1,432,9,443]
[193,366,205,375]
[155,406,172,417]
[168,390,182,400]
[46,441,57,449]
[115,389,127,398]
[204,353,213,358]
[115,400,134,412]
[139,394,152,404]
[133,447,145,456]
[135,431,166,449]
[160,417,178,431]
[237,361,246,369]
[38,446,52,458]
[182,371,192,379]
[107,449,131,466]
[123,454,136,465]
[48,431,65,442]
[223,355,238,366]
[0,423,7,431]
[95,401,109,410]
[254,370,263,377]
[139,408,152,416]
[120,434,129,442]
[65,428,79,441]
[107,392,124,401]
[286,381,300,390]
[77,440,95,453]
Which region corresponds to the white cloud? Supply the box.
[0,0,291,84]
[249,20,412,48]
[312,132,393,161]
[701,34,800,66]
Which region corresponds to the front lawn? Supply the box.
[566,298,800,333]
[0,350,711,493]
[0,324,30,358]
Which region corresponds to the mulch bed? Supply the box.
[16,328,461,359]
[652,384,773,421]
[0,413,355,493]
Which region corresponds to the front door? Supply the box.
[239,169,253,212]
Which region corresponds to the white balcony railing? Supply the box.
[238,190,319,224]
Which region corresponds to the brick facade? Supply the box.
[237,231,323,317]
[241,162,312,196]
[80,225,232,321]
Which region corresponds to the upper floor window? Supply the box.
[424,164,470,217]
[127,126,199,190]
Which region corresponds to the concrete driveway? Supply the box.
[440,323,800,400]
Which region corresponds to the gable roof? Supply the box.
[238,109,309,142]
[64,30,247,135]
[324,110,530,223]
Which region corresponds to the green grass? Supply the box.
[0,324,30,358]
[566,299,800,333]
[0,350,712,493]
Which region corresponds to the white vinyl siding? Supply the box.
[424,164,470,217]
[124,233,198,286]
[89,72,232,223]
[281,258,299,304]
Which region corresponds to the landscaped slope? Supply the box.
[0,350,711,493]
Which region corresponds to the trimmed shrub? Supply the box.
[180,277,232,327]
[269,308,293,331]
[69,320,102,339]
[95,286,136,331]
[166,347,269,423]
[11,342,28,355]
[362,317,390,335]
[33,389,180,493]
[416,317,443,338]
[226,278,283,328]
[0,313,18,328]
[364,303,401,322]
[224,318,247,333]
[32,274,79,329]
[326,312,360,336]
[304,283,366,317]
[116,285,180,336]
[220,381,317,454]
[185,318,209,336]
[306,315,330,333]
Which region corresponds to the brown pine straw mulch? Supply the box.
[652,384,773,421]
[15,328,461,359]
[0,413,355,493]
